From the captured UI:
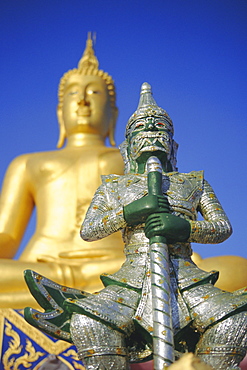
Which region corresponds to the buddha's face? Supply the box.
[58,74,114,138]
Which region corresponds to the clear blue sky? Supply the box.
[0,0,246,259]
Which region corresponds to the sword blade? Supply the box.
[146,156,174,369]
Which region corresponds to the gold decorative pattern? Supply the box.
[2,322,44,369]
[0,309,72,355]
[73,361,86,369]
[0,309,85,369]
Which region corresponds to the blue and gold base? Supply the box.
[0,309,85,370]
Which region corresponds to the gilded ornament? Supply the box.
[0,33,125,308]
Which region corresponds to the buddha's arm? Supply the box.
[189,180,232,244]
[81,182,126,242]
[0,155,34,257]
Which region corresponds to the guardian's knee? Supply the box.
[70,313,129,369]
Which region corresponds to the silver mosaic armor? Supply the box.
[68,170,247,369]
[24,82,247,370]
[70,314,129,369]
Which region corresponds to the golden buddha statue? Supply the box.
[0,34,125,308]
[192,252,247,292]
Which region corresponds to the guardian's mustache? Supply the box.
[129,131,171,160]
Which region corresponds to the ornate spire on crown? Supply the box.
[58,32,116,110]
[78,32,99,71]
[137,82,158,110]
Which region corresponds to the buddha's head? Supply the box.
[57,34,118,147]
[120,82,178,173]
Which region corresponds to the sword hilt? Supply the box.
[146,156,167,245]
[146,156,163,196]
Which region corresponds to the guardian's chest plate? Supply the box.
[106,171,204,221]
[164,171,204,220]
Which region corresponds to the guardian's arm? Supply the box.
[80,182,126,242]
[189,180,232,244]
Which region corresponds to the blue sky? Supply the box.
[0,0,246,259]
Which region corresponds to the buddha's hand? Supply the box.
[123,195,170,226]
[145,213,191,243]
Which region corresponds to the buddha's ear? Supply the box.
[108,106,119,147]
[56,104,66,148]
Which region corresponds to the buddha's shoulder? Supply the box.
[7,148,124,179]
[3,152,58,184]
[6,151,56,172]
[22,150,68,167]
[12,150,73,182]
[98,148,124,176]
[98,147,123,162]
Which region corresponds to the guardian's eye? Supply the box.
[156,122,165,128]
[134,121,145,130]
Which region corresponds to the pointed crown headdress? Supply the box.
[125,82,174,139]
[58,32,116,110]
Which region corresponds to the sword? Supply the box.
[146,156,174,369]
